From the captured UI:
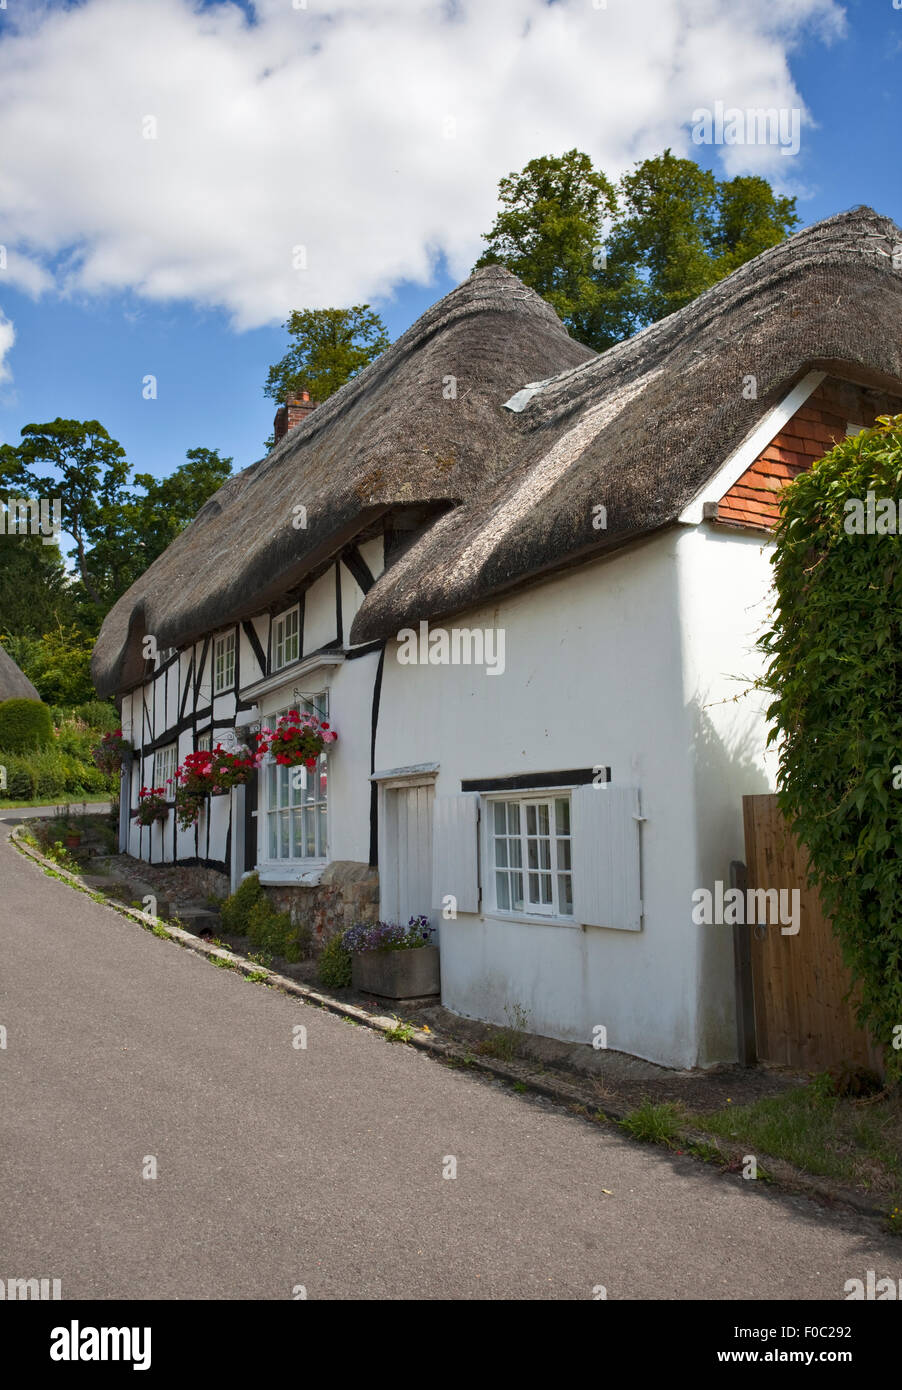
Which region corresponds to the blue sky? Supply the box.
[0,0,898,490]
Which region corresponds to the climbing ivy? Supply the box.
[760,414,902,1082]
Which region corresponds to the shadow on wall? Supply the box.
[689,690,773,1065]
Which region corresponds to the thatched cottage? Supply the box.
[92,206,902,1068]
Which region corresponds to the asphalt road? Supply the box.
[1,815,899,1301]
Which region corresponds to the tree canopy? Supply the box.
[264,306,391,410]
[477,148,799,351]
[1,423,232,700]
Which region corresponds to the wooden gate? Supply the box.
[742,794,881,1073]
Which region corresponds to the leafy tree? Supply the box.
[92,446,234,595]
[476,149,798,351]
[2,625,96,705]
[0,443,79,637]
[263,306,391,422]
[12,419,131,609]
[759,414,902,1081]
[475,150,618,344]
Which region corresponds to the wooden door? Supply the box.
[381,781,435,924]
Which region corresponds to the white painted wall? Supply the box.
[375,524,778,1069]
[674,523,777,1061]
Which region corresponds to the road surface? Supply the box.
[1,815,898,1300]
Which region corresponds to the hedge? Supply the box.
[0,698,53,752]
[760,412,902,1081]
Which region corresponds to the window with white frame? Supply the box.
[197,730,211,753]
[154,742,178,794]
[272,607,300,671]
[213,630,236,693]
[264,692,329,862]
[489,794,572,918]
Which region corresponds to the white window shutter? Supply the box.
[571,785,642,931]
[432,793,480,914]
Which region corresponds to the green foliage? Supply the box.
[3,626,96,704]
[2,425,233,628]
[0,698,53,751]
[0,534,78,639]
[0,703,117,802]
[219,874,310,961]
[1,747,110,800]
[219,872,266,935]
[760,414,902,1082]
[12,418,131,611]
[476,148,797,351]
[246,899,309,963]
[263,306,390,438]
[384,1017,414,1043]
[619,1100,683,1146]
[317,932,353,989]
[475,149,618,343]
[51,700,119,733]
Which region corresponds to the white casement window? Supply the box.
[213,630,236,693]
[197,730,211,753]
[489,795,573,918]
[272,607,300,671]
[263,692,329,863]
[153,742,178,793]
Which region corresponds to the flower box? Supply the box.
[351,944,440,999]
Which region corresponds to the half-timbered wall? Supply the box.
[120,538,387,883]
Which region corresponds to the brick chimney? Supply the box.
[273,389,316,445]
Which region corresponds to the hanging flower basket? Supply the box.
[208,745,255,792]
[135,786,169,826]
[174,783,206,830]
[92,729,133,777]
[172,746,254,826]
[254,712,337,769]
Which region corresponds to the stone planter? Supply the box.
[351,944,440,999]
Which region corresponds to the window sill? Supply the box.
[258,860,327,887]
[481,908,579,930]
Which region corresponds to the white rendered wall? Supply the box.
[374,524,777,1069]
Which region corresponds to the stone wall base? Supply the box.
[264,861,379,951]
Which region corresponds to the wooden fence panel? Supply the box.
[742,794,881,1074]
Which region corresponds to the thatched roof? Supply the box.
[351,206,902,643]
[92,265,593,697]
[0,644,40,702]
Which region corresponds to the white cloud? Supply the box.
[0,0,844,331]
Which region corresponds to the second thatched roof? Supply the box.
[351,206,902,643]
[0,644,40,702]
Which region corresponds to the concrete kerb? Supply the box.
[7,823,894,1228]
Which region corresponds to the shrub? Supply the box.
[67,701,119,732]
[760,413,902,1082]
[0,698,53,751]
[318,932,353,988]
[219,872,266,935]
[246,900,309,963]
[6,764,35,799]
